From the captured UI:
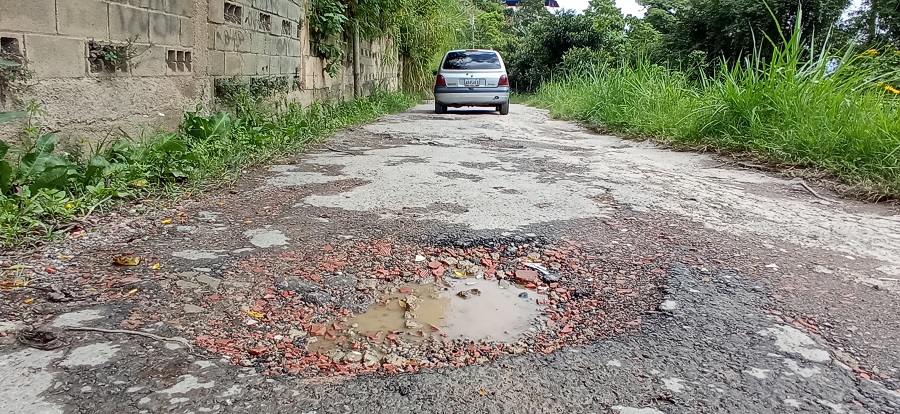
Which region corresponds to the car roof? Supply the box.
[446,49,499,53]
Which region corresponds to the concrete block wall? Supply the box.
[0,0,401,143]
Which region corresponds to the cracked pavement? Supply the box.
[2,103,900,413]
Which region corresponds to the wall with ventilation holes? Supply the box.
[0,0,400,144]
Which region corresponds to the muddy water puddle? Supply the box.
[308,280,542,353]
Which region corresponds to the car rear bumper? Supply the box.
[434,87,510,106]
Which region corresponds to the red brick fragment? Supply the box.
[309,324,327,336]
[515,269,539,284]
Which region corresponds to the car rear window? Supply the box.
[442,51,502,70]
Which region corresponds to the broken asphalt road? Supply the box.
[2,103,900,413]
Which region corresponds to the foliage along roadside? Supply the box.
[0,91,418,247]
[307,0,468,92]
[528,11,900,200]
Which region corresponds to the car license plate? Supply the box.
[464,79,482,87]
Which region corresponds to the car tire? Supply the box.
[435,102,446,114]
[499,102,510,115]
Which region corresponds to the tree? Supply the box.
[512,0,551,34]
[506,10,613,90]
[843,0,900,44]
[643,0,851,65]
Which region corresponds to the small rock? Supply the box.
[414,255,426,262]
[248,347,267,356]
[499,280,511,289]
[518,292,529,299]
[183,304,204,313]
[507,341,527,354]
[309,324,327,336]
[343,351,363,363]
[329,350,346,363]
[196,275,221,290]
[527,252,541,260]
[175,281,201,290]
[540,273,560,283]
[659,300,678,311]
[382,354,405,366]
[405,320,423,329]
[363,351,380,367]
[514,269,539,284]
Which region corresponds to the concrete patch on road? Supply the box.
[612,406,667,414]
[759,325,831,362]
[59,343,121,367]
[290,143,610,230]
[0,348,65,414]
[49,308,105,328]
[172,249,224,260]
[158,374,215,394]
[244,228,289,248]
[743,367,771,379]
[662,377,686,393]
[783,359,822,378]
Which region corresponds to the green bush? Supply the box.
[530,13,900,197]
[0,91,418,246]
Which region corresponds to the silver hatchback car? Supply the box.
[433,49,510,115]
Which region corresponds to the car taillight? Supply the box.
[435,74,446,87]
[498,74,509,86]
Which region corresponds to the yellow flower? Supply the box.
[885,84,900,95]
[865,48,879,55]
[65,203,73,209]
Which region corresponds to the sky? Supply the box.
[557,0,865,18]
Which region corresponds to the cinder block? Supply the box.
[58,0,110,38]
[110,4,150,42]
[235,30,251,52]
[256,53,269,75]
[251,32,265,53]
[180,18,195,47]
[269,55,279,74]
[274,36,287,55]
[287,38,300,56]
[241,53,257,75]
[168,0,194,16]
[209,0,225,23]
[131,45,167,76]
[244,9,258,30]
[225,52,242,75]
[208,50,225,75]
[214,26,232,50]
[255,0,273,13]
[150,13,181,45]
[0,0,56,34]
[285,3,301,22]
[24,35,85,78]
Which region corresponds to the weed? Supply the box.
[530,11,900,198]
[0,91,418,246]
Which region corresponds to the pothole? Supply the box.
[177,236,664,377]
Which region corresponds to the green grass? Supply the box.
[0,91,419,246]
[529,20,900,198]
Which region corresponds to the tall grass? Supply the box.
[530,13,900,198]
